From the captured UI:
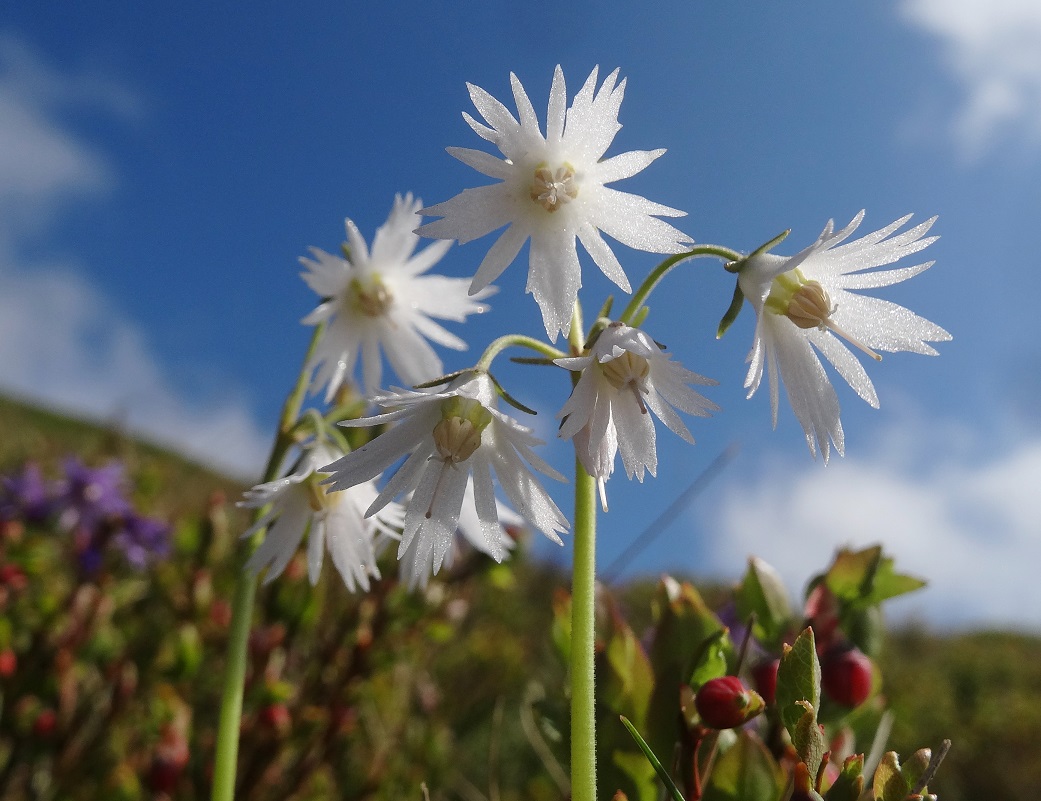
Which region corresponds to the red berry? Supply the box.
[752,658,780,706]
[694,676,765,729]
[258,703,291,734]
[821,647,873,708]
[33,709,57,737]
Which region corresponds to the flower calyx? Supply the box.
[766,270,882,362]
[433,397,493,466]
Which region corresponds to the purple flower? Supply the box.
[0,462,53,523]
[56,457,132,532]
[113,513,172,570]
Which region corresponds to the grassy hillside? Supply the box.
[0,393,247,515]
[1,394,1039,800]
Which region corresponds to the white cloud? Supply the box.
[705,424,1041,631]
[0,35,267,479]
[900,0,1041,155]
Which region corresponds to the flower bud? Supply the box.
[821,646,873,708]
[694,676,765,729]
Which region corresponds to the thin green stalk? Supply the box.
[475,333,566,371]
[570,460,598,801]
[619,245,744,326]
[211,327,323,801]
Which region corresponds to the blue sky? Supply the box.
[2,2,1040,629]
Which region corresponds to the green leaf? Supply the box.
[777,627,821,737]
[826,754,865,801]
[736,557,792,647]
[872,752,909,801]
[825,546,925,607]
[792,701,827,780]
[701,730,786,801]
[602,604,654,724]
[688,628,730,690]
[613,749,664,801]
[618,716,685,801]
[901,748,932,793]
[645,578,731,760]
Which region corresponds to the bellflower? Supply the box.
[322,372,568,581]
[736,211,951,461]
[556,323,718,508]
[417,66,692,341]
[240,442,403,592]
[301,193,493,400]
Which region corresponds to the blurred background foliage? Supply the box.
[1,394,1039,801]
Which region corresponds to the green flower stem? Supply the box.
[211,327,323,801]
[571,458,598,801]
[475,334,566,371]
[619,245,744,326]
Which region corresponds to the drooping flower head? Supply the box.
[736,211,951,461]
[396,477,522,590]
[418,66,692,341]
[301,193,493,400]
[239,442,403,591]
[322,371,568,582]
[556,323,718,508]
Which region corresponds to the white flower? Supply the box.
[417,66,692,341]
[239,442,404,591]
[322,372,568,582]
[555,323,718,509]
[397,477,522,590]
[736,211,951,461]
[301,192,493,400]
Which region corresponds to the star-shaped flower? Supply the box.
[301,193,493,400]
[417,66,692,341]
[322,372,568,581]
[736,211,951,461]
[239,442,403,591]
[556,322,718,508]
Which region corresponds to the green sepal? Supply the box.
[777,627,821,737]
[487,371,537,415]
[716,281,745,338]
[618,715,685,801]
[411,368,475,389]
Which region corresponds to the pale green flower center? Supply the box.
[765,270,881,361]
[347,275,393,317]
[529,163,579,212]
[600,351,651,414]
[426,397,493,518]
[305,473,342,513]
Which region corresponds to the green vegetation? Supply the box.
[1,395,1038,800]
